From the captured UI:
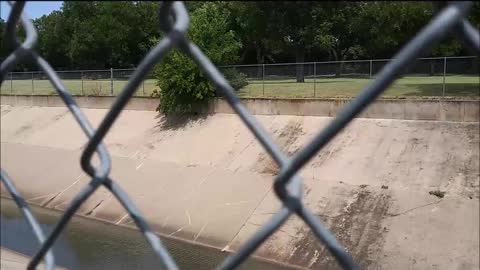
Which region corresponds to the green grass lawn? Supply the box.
[1,75,478,98]
[238,75,479,98]
[0,79,159,97]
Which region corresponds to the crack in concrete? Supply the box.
[185,210,192,225]
[169,225,188,237]
[115,214,130,225]
[220,184,275,253]
[26,192,59,203]
[386,199,442,218]
[193,221,209,242]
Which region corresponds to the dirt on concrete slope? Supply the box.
[254,118,305,175]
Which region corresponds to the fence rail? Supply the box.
[1,55,478,98]
[0,1,479,270]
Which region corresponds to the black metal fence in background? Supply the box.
[221,56,479,97]
[219,56,478,79]
[0,1,479,270]
[1,56,478,97]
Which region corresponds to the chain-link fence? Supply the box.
[220,56,479,98]
[1,57,478,99]
[0,1,479,270]
[0,68,156,97]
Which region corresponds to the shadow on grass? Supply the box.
[154,111,211,131]
[402,83,479,97]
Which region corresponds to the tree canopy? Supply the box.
[153,2,242,113]
[1,1,478,72]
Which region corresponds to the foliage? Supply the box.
[223,69,248,91]
[23,1,160,70]
[4,1,478,74]
[353,2,434,59]
[0,18,6,63]
[35,11,71,68]
[153,2,242,114]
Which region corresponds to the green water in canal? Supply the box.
[1,198,296,270]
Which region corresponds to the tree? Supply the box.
[38,1,160,69]
[133,1,161,64]
[1,15,36,71]
[430,1,480,57]
[267,2,321,82]
[3,1,475,73]
[153,2,242,114]
[0,18,7,61]
[310,2,369,76]
[224,1,273,78]
[354,2,433,59]
[34,11,70,69]
[226,2,329,82]
[66,1,141,68]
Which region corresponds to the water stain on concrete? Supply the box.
[14,124,33,137]
[287,186,391,269]
[254,119,304,175]
[0,105,12,116]
[51,110,69,122]
[11,109,68,138]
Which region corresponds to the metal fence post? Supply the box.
[369,59,373,78]
[81,72,84,96]
[442,57,446,96]
[142,80,145,96]
[110,68,114,96]
[31,71,34,95]
[262,64,265,97]
[313,62,316,97]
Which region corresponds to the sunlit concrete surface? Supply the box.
[1,104,478,269]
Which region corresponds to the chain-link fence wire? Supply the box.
[112,68,157,97]
[219,57,479,80]
[0,1,479,270]
[445,56,480,96]
[220,56,478,98]
[0,68,158,97]
[0,56,477,98]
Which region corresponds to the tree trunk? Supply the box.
[336,62,345,77]
[333,48,349,78]
[255,42,263,79]
[332,49,342,77]
[68,51,74,69]
[295,44,305,83]
[239,42,251,63]
[239,48,248,64]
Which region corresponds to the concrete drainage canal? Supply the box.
[0,198,299,270]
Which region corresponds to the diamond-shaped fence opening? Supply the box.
[0,1,478,270]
